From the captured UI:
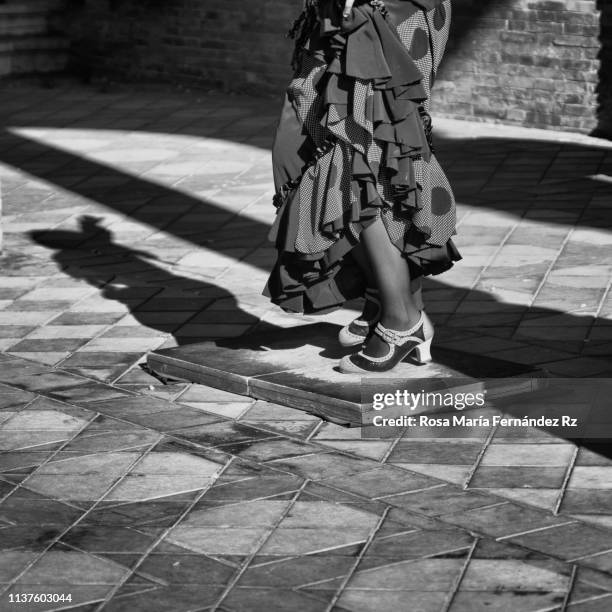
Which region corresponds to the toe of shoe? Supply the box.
[338,328,365,348]
[338,355,365,374]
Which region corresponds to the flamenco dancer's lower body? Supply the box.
[264,0,461,374]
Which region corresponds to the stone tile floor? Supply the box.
[0,81,611,610]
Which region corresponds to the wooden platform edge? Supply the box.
[147,350,549,428]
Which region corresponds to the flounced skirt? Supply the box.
[264,0,461,314]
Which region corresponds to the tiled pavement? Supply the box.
[2,356,612,611]
[0,81,612,610]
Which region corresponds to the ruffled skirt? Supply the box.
[264,0,461,314]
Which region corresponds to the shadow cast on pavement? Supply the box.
[2,125,610,353]
[28,215,268,347]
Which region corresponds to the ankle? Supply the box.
[380,310,421,332]
[360,289,380,321]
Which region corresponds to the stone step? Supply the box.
[0,35,69,76]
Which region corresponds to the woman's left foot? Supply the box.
[338,288,381,348]
[338,311,433,374]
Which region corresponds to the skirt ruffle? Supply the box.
[265,0,460,314]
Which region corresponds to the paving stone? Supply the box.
[578,550,612,573]
[392,463,472,486]
[200,475,304,502]
[573,565,612,594]
[507,522,612,561]
[449,591,567,612]
[468,466,568,489]
[572,515,612,531]
[478,488,559,511]
[85,500,191,529]
[441,502,567,538]
[479,443,576,466]
[245,556,348,590]
[336,590,448,612]
[223,588,328,612]
[172,421,277,447]
[16,549,130,585]
[322,466,437,499]
[461,558,570,591]
[362,528,474,567]
[52,313,133,326]
[565,595,612,611]
[136,552,236,585]
[60,352,143,368]
[241,419,321,438]
[388,440,484,465]
[267,453,381,481]
[166,526,271,556]
[218,439,324,462]
[176,385,253,404]
[560,490,612,515]
[241,400,321,422]
[383,485,499,516]
[61,526,156,554]
[0,326,37,338]
[568,467,612,490]
[348,558,464,591]
[260,527,375,556]
[103,585,225,612]
[316,440,393,461]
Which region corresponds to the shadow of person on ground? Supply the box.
[29,215,268,347]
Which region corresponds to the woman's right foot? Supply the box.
[338,311,434,374]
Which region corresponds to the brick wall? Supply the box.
[439,0,601,134]
[63,0,607,134]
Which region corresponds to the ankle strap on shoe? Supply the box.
[374,313,425,346]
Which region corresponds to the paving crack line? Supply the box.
[553,444,580,516]
[496,520,578,542]
[461,420,497,490]
[440,536,479,612]
[323,506,390,612]
[209,479,310,612]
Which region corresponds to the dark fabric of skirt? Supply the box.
[264,0,461,314]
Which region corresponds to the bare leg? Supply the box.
[350,244,379,321]
[352,242,424,312]
[360,218,421,357]
[411,276,424,310]
[351,243,375,286]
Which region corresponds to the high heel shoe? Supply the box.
[338,311,434,374]
[338,288,381,348]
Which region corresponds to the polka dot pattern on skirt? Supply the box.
[409,27,430,61]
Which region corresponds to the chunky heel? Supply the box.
[412,337,432,364]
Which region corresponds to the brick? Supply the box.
[56,0,604,134]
